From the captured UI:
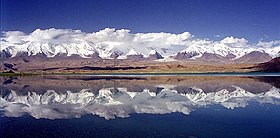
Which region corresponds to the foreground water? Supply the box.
[0,75,280,137]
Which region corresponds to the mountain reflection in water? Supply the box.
[0,76,279,120]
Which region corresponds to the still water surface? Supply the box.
[0,75,280,137]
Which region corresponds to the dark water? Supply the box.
[1,75,280,138]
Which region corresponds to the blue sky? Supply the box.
[1,0,279,43]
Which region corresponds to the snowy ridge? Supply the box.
[1,86,279,120]
[1,28,280,59]
[148,50,157,55]
[126,49,142,56]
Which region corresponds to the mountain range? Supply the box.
[1,28,280,63]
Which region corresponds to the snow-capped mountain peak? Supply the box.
[148,50,157,55]
[126,49,142,56]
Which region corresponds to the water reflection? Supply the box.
[0,76,280,120]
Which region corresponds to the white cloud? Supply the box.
[2,31,27,44]
[214,34,220,38]
[88,28,133,42]
[25,28,86,43]
[220,36,248,47]
[256,40,280,48]
[1,28,193,47]
[3,28,276,50]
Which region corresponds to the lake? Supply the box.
[1,75,280,138]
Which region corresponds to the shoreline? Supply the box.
[1,71,280,77]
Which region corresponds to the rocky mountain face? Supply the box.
[147,50,164,60]
[235,51,272,63]
[174,51,199,60]
[0,50,12,59]
[257,57,280,72]
[126,54,144,60]
[198,53,226,62]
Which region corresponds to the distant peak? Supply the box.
[126,49,142,56]
[148,50,157,55]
